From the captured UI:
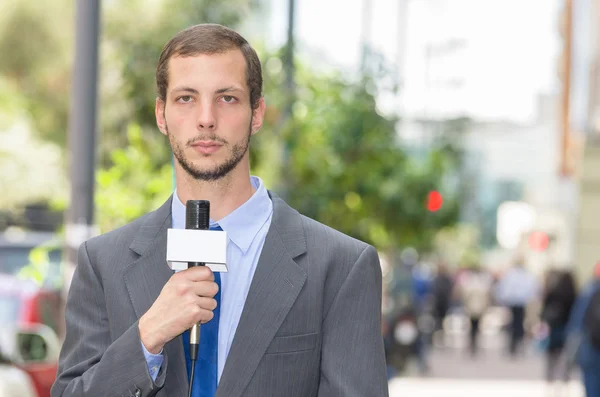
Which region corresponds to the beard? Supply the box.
[167,118,252,182]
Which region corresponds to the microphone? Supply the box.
[185,200,210,397]
[186,200,210,268]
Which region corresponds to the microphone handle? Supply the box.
[187,261,205,361]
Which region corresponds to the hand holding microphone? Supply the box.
[139,200,226,355]
[138,265,218,354]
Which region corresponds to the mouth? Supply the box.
[190,140,223,155]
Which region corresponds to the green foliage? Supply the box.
[17,242,63,289]
[253,54,462,250]
[95,123,172,232]
[0,0,72,146]
[0,1,464,253]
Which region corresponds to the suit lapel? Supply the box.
[216,193,307,397]
[123,196,188,397]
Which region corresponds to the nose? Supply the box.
[197,102,216,130]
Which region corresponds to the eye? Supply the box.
[177,95,193,103]
[221,95,237,103]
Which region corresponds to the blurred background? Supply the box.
[0,0,599,396]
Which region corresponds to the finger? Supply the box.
[195,296,218,311]
[179,266,214,281]
[189,305,215,324]
[191,281,219,298]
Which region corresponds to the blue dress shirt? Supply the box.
[142,176,273,382]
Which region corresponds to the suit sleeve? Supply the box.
[317,245,389,397]
[51,241,168,397]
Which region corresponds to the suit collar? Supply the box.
[129,190,307,258]
[129,195,173,256]
[266,191,307,258]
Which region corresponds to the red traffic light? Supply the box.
[528,231,549,252]
[426,191,443,212]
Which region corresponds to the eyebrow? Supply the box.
[171,86,245,95]
[215,86,245,94]
[171,86,199,95]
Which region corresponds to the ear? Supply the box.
[155,98,167,135]
[250,97,266,135]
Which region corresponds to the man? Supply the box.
[540,269,576,383]
[454,264,492,356]
[431,262,453,334]
[51,24,388,397]
[495,258,539,357]
[565,262,600,397]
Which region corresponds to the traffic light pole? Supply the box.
[63,0,101,335]
[560,0,572,176]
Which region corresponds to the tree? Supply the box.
[0,2,463,252]
[95,123,172,232]
[252,54,462,251]
[0,0,73,147]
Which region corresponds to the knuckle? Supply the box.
[210,282,219,296]
[171,271,184,282]
[202,311,215,324]
[190,305,202,317]
[176,283,188,296]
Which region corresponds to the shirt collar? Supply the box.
[172,176,273,254]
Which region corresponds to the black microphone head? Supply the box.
[186,200,210,230]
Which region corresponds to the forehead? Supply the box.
[167,50,248,93]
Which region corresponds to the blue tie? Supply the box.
[182,224,222,397]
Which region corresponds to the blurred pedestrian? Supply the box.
[540,269,576,382]
[431,262,454,334]
[565,262,600,397]
[411,262,433,374]
[495,257,539,357]
[455,264,493,356]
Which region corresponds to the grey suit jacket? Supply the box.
[51,192,388,397]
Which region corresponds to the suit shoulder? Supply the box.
[85,211,157,250]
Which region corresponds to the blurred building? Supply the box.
[573,0,600,283]
[396,0,571,271]
[261,0,595,274]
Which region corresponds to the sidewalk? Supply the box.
[388,323,585,397]
[389,378,584,397]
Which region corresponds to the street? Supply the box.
[389,378,584,397]
[388,318,586,397]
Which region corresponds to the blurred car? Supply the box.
[0,324,60,397]
[0,228,62,282]
[0,229,64,396]
[0,276,61,397]
[0,228,64,333]
[0,359,38,397]
[0,274,63,336]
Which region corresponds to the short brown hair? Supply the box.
[156,24,263,109]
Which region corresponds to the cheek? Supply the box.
[166,108,195,131]
[222,108,252,130]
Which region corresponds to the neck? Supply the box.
[174,162,255,221]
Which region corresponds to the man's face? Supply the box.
[156,49,265,181]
